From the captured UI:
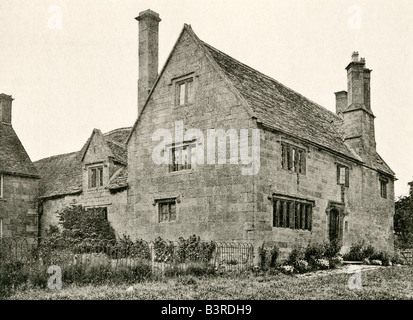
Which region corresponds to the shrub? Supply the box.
[342,241,365,261]
[176,235,216,264]
[304,243,325,261]
[370,251,391,266]
[294,260,309,273]
[362,245,376,259]
[391,253,405,265]
[58,205,116,242]
[329,256,344,269]
[324,240,341,258]
[287,246,305,266]
[280,265,294,274]
[259,244,280,270]
[153,237,174,263]
[370,259,382,266]
[112,235,151,260]
[315,259,330,270]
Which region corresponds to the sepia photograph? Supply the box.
[0,0,413,309]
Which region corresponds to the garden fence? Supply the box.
[0,237,255,281]
[395,248,413,264]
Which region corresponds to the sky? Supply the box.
[0,0,412,197]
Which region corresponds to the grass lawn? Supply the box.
[6,265,413,300]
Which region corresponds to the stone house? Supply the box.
[34,127,131,237]
[125,9,395,255]
[0,94,39,238]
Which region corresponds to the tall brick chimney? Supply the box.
[136,9,161,116]
[0,93,13,125]
[339,52,376,163]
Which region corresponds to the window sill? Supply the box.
[159,221,177,224]
[272,227,312,233]
[87,187,105,192]
[169,169,195,175]
[0,197,6,202]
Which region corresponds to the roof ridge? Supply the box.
[34,151,80,163]
[201,41,341,121]
[103,127,132,136]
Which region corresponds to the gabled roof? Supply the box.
[35,127,131,199]
[127,24,394,177]
[34,151,82,199]
[108,166,128,192]
[0,123,39,178]
[200,41,360,161]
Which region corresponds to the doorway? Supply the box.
[329,209,340,242]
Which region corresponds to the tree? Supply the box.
[57,205,116,242]
[394,195,413,248]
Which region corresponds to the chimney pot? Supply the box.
[352,51,359,62]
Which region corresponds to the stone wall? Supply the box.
[127,29,255,242]
[254,129,394,259]
[0,174,38,237]
[40,189,128,237]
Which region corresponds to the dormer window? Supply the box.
[176,78,193,106]
[88,165,104,189]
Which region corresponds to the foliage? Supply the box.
[342,241,366,261]
[315,259,330,270]
[153,237,174,263]
[391,252,406,265]
[287,246,305,266]
[304,243,326,262]
[329,256,344,268]
[324,239,341,258]
[294,260,309,273]
[56,205,116,243]
[394,195,413,248]
[175,235,216,263]
[113,234,151,260]
[259,244,280,270]
[370,251,392,266]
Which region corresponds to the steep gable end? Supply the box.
[82,129,114,164]
[0,123,38,177]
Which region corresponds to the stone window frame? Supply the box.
[167,140,197,173]
[336,164,350,187]
[280,142,306,174]
[175,77,194,106]
[380,176,388,199]
[153,197,180,223]
[87,164,104,190]
[271,193,314,231]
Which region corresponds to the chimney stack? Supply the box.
[334,91,348,117]
[345,51,372,112]
[136,9,161,116]
[0,93,13,125]
[339,52,377,162]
